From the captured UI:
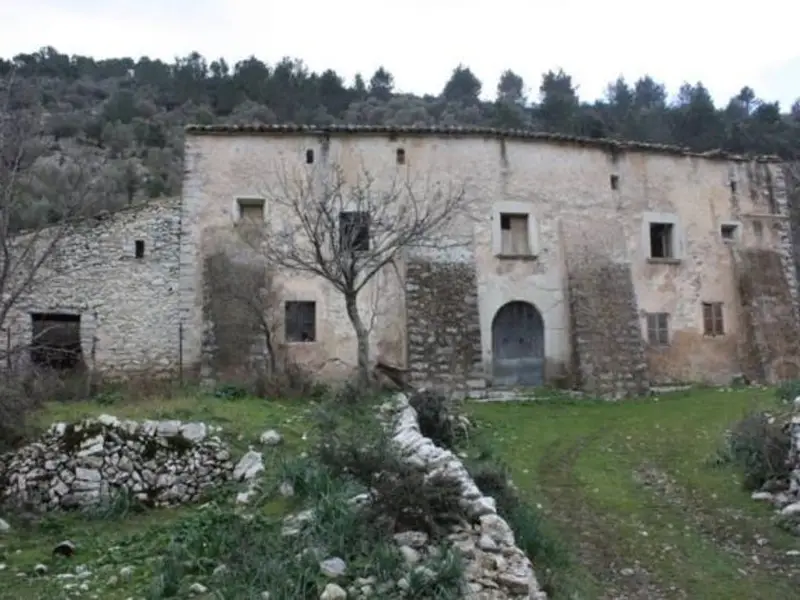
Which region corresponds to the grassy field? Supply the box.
[0,391,316,600]
[2,386,799,599]
[470,387,800,600]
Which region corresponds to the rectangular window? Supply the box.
[649,222,674,258]
[702,302,724,336]
[285,301,316,342]
[339,211,370,251]
[500,213,530,255]
[646,312,670,345]
[720,223,738,242]
[237,198,264,223]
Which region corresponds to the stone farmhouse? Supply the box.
[5,125,800,397]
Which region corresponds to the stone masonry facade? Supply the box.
[7,125,800,397]
[4,198,182,377]
[405,259,484,393]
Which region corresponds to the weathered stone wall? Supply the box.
[405,258,484,392]
[735,249,800,381]
[183,129,791,389]
[4,199,181,377]
[567,262,649,398]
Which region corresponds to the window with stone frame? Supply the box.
[645,312,670,345]
[649,222,675,259]
[237,198,265,223]
[702,302,724,336]
[499,213,530,255]
[285,301,316,342]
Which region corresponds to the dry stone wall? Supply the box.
[405,258,485,394]
[388,393,546,599]
[0,415,234,511]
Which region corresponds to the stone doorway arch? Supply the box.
[491,301,545,387]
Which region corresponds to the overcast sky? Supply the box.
[1,0,799,109]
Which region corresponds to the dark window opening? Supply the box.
[30,313,83,370]
[306,149,314,164]
[702,302,724,336]
[720,224,738,241]
[285,301,316,342]
[649,222,674,259]
[499,213,530,255]
[396,148,406,164]
[339,211,370,251]
[730,179,737,193]
[610,174,620,190]
[646,312,670,345]
[135,239,145,258]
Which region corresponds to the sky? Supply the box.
[1,0,799,109]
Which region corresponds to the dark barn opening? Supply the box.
[30,313,83,370]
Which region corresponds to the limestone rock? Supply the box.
[259,429,283,446]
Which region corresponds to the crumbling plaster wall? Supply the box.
[4,199,181,376]
[181,136,407,380]
[184,132,791,388]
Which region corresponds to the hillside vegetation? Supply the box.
[2,47,800,218]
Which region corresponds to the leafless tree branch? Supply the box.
[240,157,474,385]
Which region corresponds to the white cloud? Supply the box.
[1,0,799,107]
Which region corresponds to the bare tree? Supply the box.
[240,159,473,386]
[0,74,102,367]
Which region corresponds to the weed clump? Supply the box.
[719,410,791,491]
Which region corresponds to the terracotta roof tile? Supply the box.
[183,123,782,163]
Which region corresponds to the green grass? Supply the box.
[469,387,800,600]
[0,391,316,600]
[1,389,466,600]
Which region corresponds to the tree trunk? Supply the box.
[344,291,370,387]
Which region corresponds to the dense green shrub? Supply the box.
[722,410,791,491]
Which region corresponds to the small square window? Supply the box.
[396,148,406,164]
[702,302,724,336]
[306,149,314,164]
[720,223,738,242]
[499,213,530,255]
[285,301,316,342]
[646,312,670,345]
[237,198,264,222]
[134,240,145,258]
[339,211,370,251]
[649,222,674,259]
[610,174,620,190]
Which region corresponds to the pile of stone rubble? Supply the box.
[0,414,235,511]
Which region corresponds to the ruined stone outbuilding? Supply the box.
[6,125,800,398]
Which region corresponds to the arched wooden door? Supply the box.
[492,301,545,387]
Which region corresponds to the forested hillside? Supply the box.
[2,46,800,214]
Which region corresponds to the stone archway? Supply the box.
[491,301,545,387]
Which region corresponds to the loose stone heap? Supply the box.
[387,393,547,600]
[0,414,234,511]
